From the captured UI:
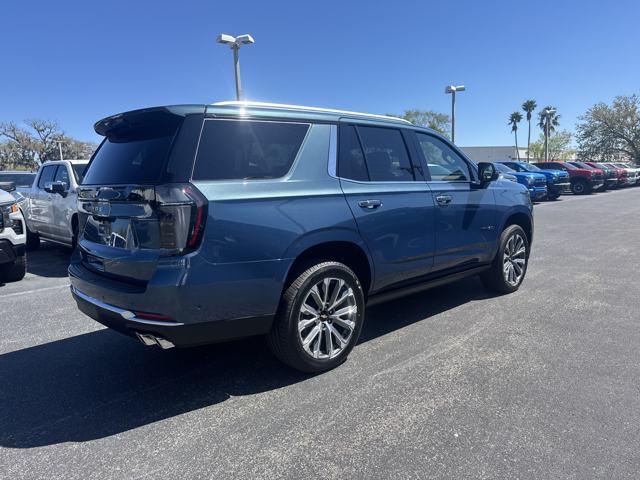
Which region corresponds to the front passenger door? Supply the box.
[415,132,498,272]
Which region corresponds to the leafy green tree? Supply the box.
[521,99,537,162]
[528,130,574,161]
[0,119,97,170]
[576,94,640,164]
[393,109,451,137]
[508,112,523,160]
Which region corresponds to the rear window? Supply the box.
[83,111,183,185]
[192,120,309,181]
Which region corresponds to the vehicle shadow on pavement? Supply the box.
[26,242,71,278]
[0,278,493,449]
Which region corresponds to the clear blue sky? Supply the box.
[2,0,639,147]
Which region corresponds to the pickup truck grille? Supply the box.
[534,177,546,186]
[594,173,604,181]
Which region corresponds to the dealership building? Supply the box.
[460,146,578,163]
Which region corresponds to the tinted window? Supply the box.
[416,133,470,181]
[0,173,35,187]
[37,165,57,189]
[72,163,87,183]
[357,126,414,182]
[193,120,309,181]
[53,165,70,190]
[83,135,176,185]
[338,125,368,181]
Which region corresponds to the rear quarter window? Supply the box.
[192,119,309,181]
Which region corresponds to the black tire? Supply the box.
[26,224,40,251]
[71,219,79,251]
[480,225,530,294]
[546,192,560,201]
[571,179,591,195]
[267,261,365,373]
[0,253,27,283]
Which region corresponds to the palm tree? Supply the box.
[538,106,560,161]
[508,112,523,160]
[521,99,537,162]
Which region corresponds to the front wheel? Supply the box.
[480,225,530,294]
[0,253,27,283]
[571,179,591,195]
[267,261,365,373]
[26,224,40,251]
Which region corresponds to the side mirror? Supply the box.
[478,162,499,186]
[0,181,16,193]
[45,181,67,195]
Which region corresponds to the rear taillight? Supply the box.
[154,183,208,255]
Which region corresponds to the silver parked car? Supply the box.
[19,160,88,250]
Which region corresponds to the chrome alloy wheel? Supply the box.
[298,277,357,360]
[503,233,527,287]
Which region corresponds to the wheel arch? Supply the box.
[282,236,374,296]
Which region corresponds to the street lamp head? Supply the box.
[445,85,466,94]
[235,34,255,45]
[217,33,236,45]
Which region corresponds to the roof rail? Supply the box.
[211,101,412,124]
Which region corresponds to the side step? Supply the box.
[135,332,175,350]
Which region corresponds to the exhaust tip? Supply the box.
[135,332,175,350]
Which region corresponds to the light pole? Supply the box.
[217,33,255,101]
[55,140,64,161]
[542,107,556,162]
[445,85,465,143]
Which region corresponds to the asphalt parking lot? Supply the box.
[1,187,639,480]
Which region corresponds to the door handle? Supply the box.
[435,194,452,205]
[358,199,382,209]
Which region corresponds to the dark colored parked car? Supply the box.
[568,161,607,191]
[493,163,547,200]
[500,161,570,200]
[534,161,603,195]
[69,102,534,372]
[583,162,620,189]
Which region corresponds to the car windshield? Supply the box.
[493,163,515,173]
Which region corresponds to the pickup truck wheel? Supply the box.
[267,261,365,373]
[571,179,590,195]
[480,225,529,294]
[546,192,560,201]
[26,225,40,251]
[0,253,27,283]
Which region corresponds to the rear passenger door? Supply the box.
[414,132,497,271]
[337,123,436,292]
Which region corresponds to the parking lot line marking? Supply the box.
[0,283,69,300]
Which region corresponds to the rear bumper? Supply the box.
[71,285,274,347]
[68,249,289,347]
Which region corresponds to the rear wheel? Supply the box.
[480,225,529,294]
[0,253,27,283]
[267,261,365,373]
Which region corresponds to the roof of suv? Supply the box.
[210,101,412,126]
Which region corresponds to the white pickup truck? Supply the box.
[18,160,89,250]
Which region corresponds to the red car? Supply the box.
[569,162,607,191]
[534,161,604,195]
[584,162,627,188]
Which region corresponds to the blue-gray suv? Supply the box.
[69,101,534,372]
